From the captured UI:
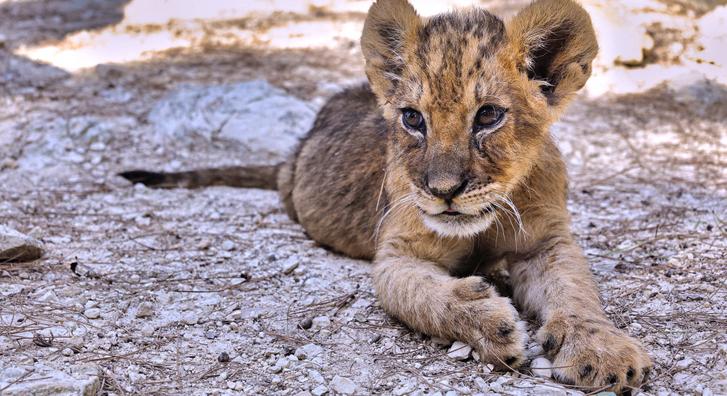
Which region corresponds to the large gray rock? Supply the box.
[148,80,317,156]
[0,225,43,263]
[0,365,100,396]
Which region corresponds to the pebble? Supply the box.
[526,344,544,357]
[61,348,74,357]
[135,302,154,318]
[474,377,489,391]
[447,341,472,360]
[221,240,235,251]
[299,317,313,329]
[271,357,289,373]
[531,357,553,378]
[311,316,331,329]
[295,343,324,361]
[0,225,44,263]
[309,370,325,384]
[311,385,328,396]
[676,357,693,369]
[182,312,199,325]
[330,375,357,395]
[218,352,230,363]
[84,308,101,319]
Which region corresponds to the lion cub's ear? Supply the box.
[508,0,598,108]
[361,0,422,102]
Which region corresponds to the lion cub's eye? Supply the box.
[402,108,426,132]
[474,105,507,130]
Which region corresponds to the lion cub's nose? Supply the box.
[426,175,469,202]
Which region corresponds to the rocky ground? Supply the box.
[0,0,725,395]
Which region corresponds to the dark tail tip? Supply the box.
[118,170,166,186]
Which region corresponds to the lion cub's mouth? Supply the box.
[435,204,495,219]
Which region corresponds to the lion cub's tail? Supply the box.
[118,165,280,190]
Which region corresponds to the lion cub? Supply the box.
[122,0,652,392]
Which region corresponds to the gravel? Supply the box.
[447,341,473,361]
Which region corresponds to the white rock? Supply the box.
[61,348,74,357]
[148,81,316,157]
[84,308,101,319]
[295,343,324,361]
[474,377,489,391]
[182,312,199,325]
[311,316,331,329]
[1,367,27,381]
[271,357,290,373]
[531,357,553,379]
[221,240,235,251]
[676,357,693,369]
[312,385,328,396]
[0,365,100,396]
[309,370,325,384]
[0,225,43,263]
[447,341,472,360]
[330,375,357,395]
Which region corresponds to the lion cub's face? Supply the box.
[362,0,597,237]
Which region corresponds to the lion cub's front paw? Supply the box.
[537,313,652,394]
[446,276,527,369]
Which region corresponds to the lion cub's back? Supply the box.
[278,84,387,260]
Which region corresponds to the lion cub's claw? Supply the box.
[538,313,653,394]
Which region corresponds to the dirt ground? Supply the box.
[0,1,725,395]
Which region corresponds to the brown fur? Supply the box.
[121,1,651,392]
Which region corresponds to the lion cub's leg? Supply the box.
[509,237,652,393]
[373,255,526,368]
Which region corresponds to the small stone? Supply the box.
[182,312,199,325]
[295,343,324,361]
[472,351,480,362]
[531,357,553,378]
[676,357,693,369]
[369,334,382,344]
[526,344,544,357]
[218,352,230,363]
[271,357,290,373]
[84,308,101,319]
[447,341,472,360]
[311,316,331,329]
[299,317,313,330]
[474,377,489,391]
[330,375,357,395]
[221,240,235,251]
[312,385,328,396]
[61,348,74,357]
[485,364,495,373]
[135,302,154,318]
[309,370,325,384]
[0,226,43,263]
